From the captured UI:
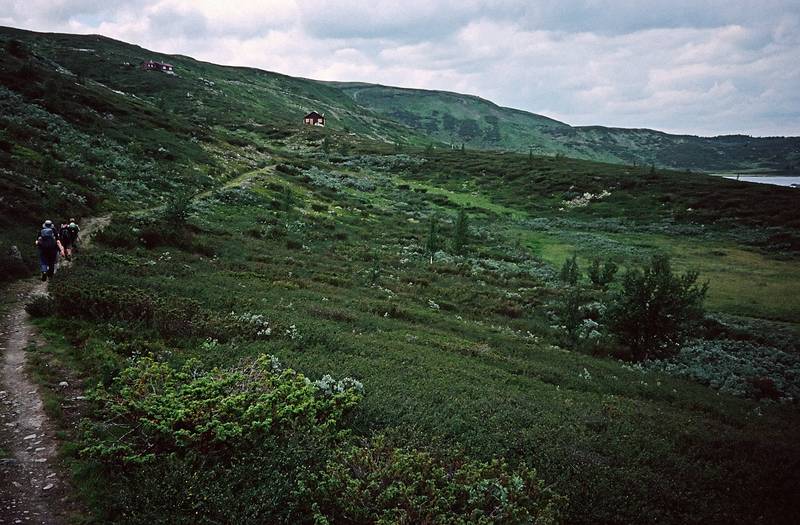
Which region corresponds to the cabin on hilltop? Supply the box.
[303,111,325,127]
[141,60,175,74]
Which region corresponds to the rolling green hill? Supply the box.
[2,25,797,175]
[0,26,432,143]
[331,82,800,172]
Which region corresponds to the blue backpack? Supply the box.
[39,228,57,250]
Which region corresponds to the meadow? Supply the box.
[24,144,800,524]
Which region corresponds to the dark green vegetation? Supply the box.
[3,26,800,525]
[607,255,708,360]
[332,82,800,172]
[73,355,561,524]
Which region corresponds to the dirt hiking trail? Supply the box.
[1,217,109,525]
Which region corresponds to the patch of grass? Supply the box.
[522,229,800,322]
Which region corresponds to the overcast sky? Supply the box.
[3,0,799,136]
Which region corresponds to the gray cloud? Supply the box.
[1,0,798,136]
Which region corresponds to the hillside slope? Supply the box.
[0,25,432,275]
[0,26,431,143]
[331,82,800,172]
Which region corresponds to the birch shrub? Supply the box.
[608,254,707,360]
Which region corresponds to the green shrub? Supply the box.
[78,355,564,523]
[309,435,564,525]
[80,355,363,523]
[642,338,800,401]
[94,221,140,249]
[559,287,584,338]
[608,255,707,360]
[275,163,300,175]
[426,215,439,262]
[82,354,362,464]
[96,216,208,254]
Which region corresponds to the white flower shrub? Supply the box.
[562,190,611,208]
[285,324,300,340]
[313,374,365,395]
[577,319,602,340]
[643,339,800,401]
[229,312,272,338]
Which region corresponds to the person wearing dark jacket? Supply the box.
[60,219,80,259]
[35,219,64,281]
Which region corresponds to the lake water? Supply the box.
[722,176,800,188]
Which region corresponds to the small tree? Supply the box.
[426,216,439,264]
[587,258,618,289]
[322,136,331,154]
[559,254,580,285]
[368,250,381,285]
[608,255,707,360]
[451,209,469,255]
[560,286,584,340]
[163,193,192,226]
[281,186,294,213]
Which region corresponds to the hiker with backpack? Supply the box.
[35,219,65,281]
[60,218,80,259]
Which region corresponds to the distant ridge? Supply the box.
[329,81,800,172]
[1,25,798,173]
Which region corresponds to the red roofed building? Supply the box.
[303,111,325,126]
[141,60,175,73]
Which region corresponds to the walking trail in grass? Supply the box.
[0,217,108,525]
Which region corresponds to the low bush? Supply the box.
[305,167,376,193]
[310,435,565,525]
[162,193,193,226]
[96,216,211,255]
[79,355,562,523]
[25,292,55,317]
[643,339,800,401]
[82,354,362,464]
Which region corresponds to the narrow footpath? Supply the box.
[0,217,108,525]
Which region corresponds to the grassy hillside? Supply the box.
[332,82,800,172]
[1,27,800,525]
[0,26,432,279]
[34,149,800,525]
